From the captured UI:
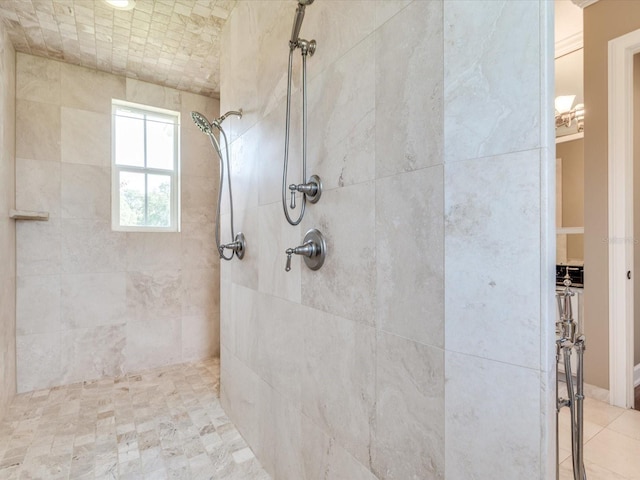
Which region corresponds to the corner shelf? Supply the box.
[9,209,49,221]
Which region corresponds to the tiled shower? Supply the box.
[0,1,556,479]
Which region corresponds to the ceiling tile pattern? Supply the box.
[0,0,237,97]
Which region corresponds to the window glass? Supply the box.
[112,101,179,232]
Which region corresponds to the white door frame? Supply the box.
[608,28,640,408]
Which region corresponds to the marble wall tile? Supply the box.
[374,0,413,30]
[220,347,259,453]
[126,269,182,321]
[444,351,541,480]
[376,165,444,348]
[16,218,61,276]
[258,202,301,303]
[301,181,376,326]
[16,332,61,393]
[124,317,181,372]
[60,107,111,167]
[252,294,304,406]
[310,110,375,192]
[15,158,61,217]
[60,272,126,329]
[302,414,377,480]
[219,0,259,141]
[444,150,540,368]
[302,0,376,83]
[372,331,444,480]
[125,231,182,272]
[226,207,259,291]
[125,78,181,112]
[60,163,110,220]
[15,99,60,162]
[181,267,219,317]
[180,126,218,179]
[443,0,540,163]
[230,283,259,366]
[256,100,295,208]
[181,222,218,270]
[61,219,127,274]
[60,62,126,114]
[302,309,375,467]
[307,34,375,182]
[376,0,443,178]
[220,280,234,354]
[1,24,16,419]
[180,92,219,126]
[16,275,60,335]
[229,129,259,215]
[16,53,60,105]
[181,175,217,224]
[181,314,219,361]
[255,1,299,120]
[60,324,126,385]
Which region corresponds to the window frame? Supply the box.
[111,100,181,233]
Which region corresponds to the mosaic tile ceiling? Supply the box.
[0,0,237,97]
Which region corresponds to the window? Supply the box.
[111,101,180,232]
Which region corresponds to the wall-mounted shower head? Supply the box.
[191,111,213,134]
[290,0,314,48]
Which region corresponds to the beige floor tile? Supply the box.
[583,428,640,479]
[0,360,269,480]
[608,408,640,442]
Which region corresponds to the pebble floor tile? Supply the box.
[0,359,270,480]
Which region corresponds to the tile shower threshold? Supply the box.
[0,359,270,480]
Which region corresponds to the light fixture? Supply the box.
[555,95,584,132]
[103,0,136,10]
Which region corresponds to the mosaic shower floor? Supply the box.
[0,359,270,480]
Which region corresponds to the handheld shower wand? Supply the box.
[282,0,321,226]
[191,110,246,261]
[289,0,314,49]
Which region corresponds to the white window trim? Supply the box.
[111,100,181,233]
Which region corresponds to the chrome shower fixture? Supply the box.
[556,270,587,480]
[285,228,326,272]
[282,0,321,226]
[289,0,316,52]
[190,109,246,261]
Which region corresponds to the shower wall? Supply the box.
[220,1,554,479]
[0,21,16,420]
[14,53,221,393]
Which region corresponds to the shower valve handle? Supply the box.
[289,184,297,209]
[284,229,326,272]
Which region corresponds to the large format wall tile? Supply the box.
[61,272,126,329]
[258,202,301,303]
[302,415,377,480]
[60,62,125,114]
[373,331,444,480]
[16,274,60,335]
[376,165,444,348]
[301,181,376,326]
[16,219,61,276]
[60,164,110,220]
[60,108,111,167]
[444,150,541,368]
[375,0,443,178]
[444,351,541,480]
[15,100,60,162]
[15,157,61,217]
[60,324,126,384]
[15,55,220,391]
[16,332,62,393]
[16,53,61,104]
[444,0,541,162]
[302,309,375,467]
